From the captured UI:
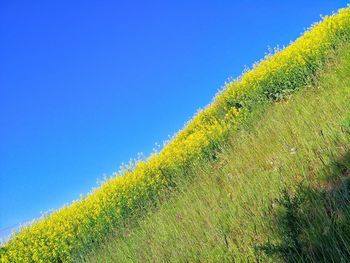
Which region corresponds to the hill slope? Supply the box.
[86,44,350,262]
[1,6,350,263]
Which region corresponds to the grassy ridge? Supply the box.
[2,6,350,262]
[87,44,350,262]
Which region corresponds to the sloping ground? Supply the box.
[1,7,350,263]
[86,44,350,262]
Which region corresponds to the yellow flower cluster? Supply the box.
[1,6,350,262]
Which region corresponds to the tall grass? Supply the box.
[87,44,350,262]
[1,6,350,263]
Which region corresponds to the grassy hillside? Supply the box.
[86,44,350,262]
[1,6,350,263]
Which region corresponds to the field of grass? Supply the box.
[85,45,350,262]
[1,7,350,262]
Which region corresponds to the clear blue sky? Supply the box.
[0,1,348,234]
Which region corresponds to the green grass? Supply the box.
[3,9,350,262]
[84,44,350,262]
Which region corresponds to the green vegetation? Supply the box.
[86,45,350,262]
[1,7,350,263]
